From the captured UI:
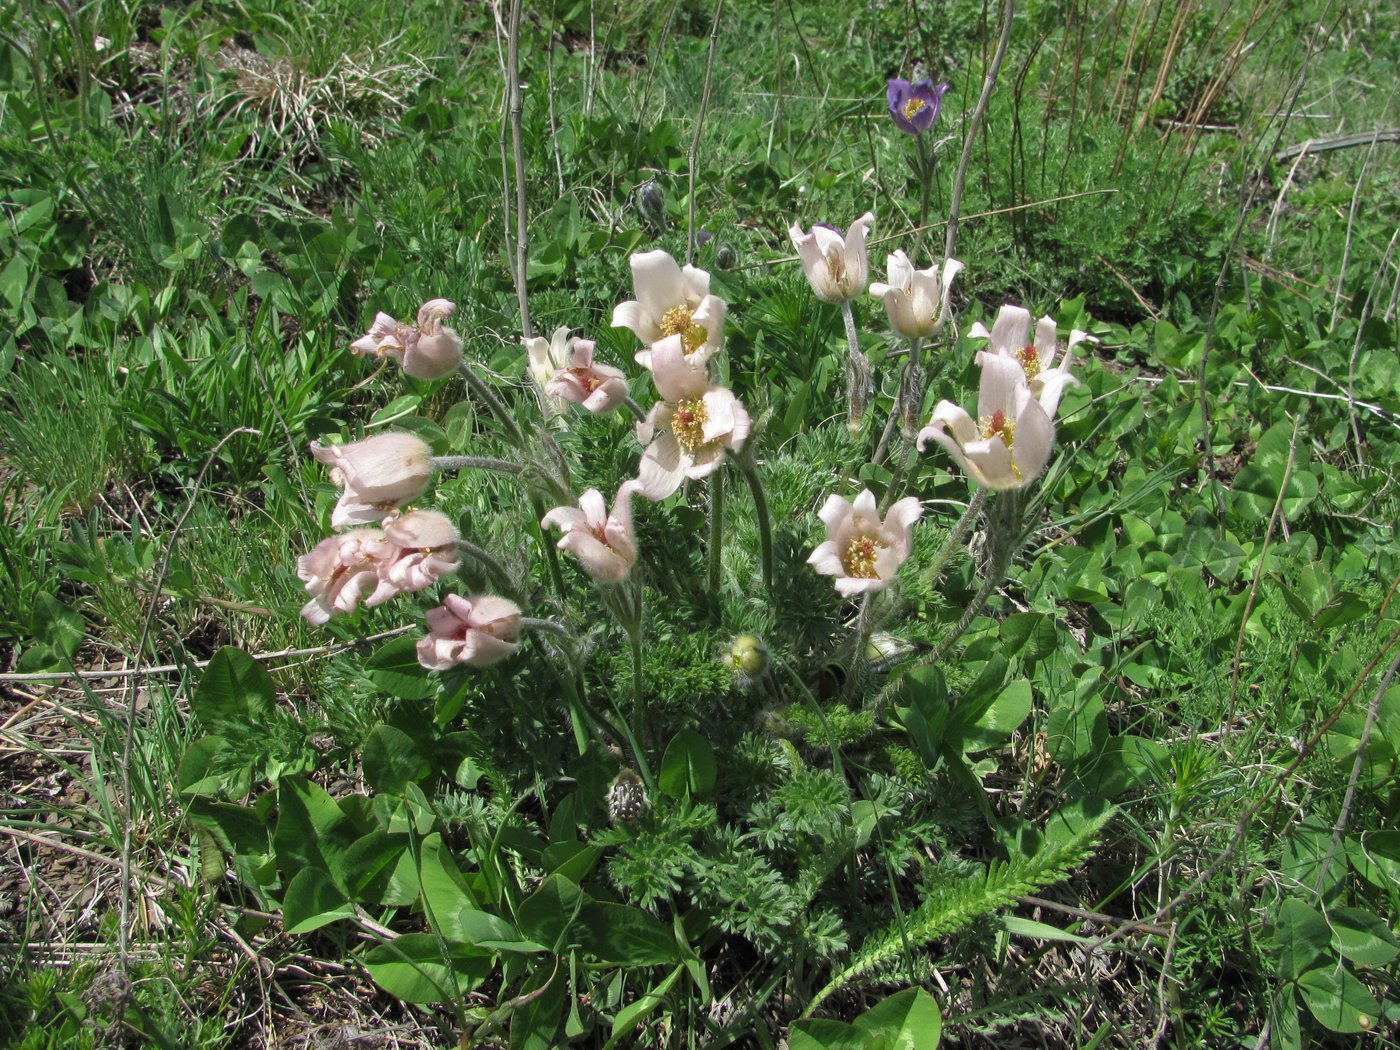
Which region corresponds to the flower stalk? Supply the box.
[708,468,725,596]
[432,455,524,476]
[736,452,774,591]
[840,299,873,435]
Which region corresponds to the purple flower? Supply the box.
[886,78,951,135]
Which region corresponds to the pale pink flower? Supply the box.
[350,299,463,381]
[969,304,1089,420]
[311,432,433,529]
[416,594,522,670]
[540,482,640,583]
[917,352,1055,489]
[612,250,726,368]
[380,509,462,591]
[634,335,751,501]
[807,489,923,597]
[869,252,963,338]
[543,335,629,413]
[789,213,874,303]
[297,529,399,624]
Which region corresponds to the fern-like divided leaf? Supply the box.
[804,802,1115,1015]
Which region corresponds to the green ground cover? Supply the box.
[1,0,1398,1045]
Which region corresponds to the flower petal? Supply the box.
[636,433,687,501]
[988,304,1032,355]
[975,351,1028,421]
[631,250,687,325]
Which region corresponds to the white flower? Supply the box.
[869,252,962,338]
[917,352,1055,489]
[417,595,521,670]
[541,482,640,583]
[311,433,434,529]
[969,305,1090,420]
[634,335,750,501]
[543,337,629,414]
[350,299,463,381]
[807,489,923,597]
[611,250,726,368]
[789,213,874,303]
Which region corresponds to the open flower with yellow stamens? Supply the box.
[886,78,951,136]
[808,489,923,597]
[917,352,1055,490]
[612,250,726,368]
[969,304,1089,420]
[634,334,751,501]
[540,482,640,583]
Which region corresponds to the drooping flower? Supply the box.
[350,299,463,381]
[380,509,462,592]
[807,489,923,597]
[297,529,399,624]
[869,252,963,338]
[969,305,1089,420]
[540,482,640,583]
[311,432,433,529]
[634,335,751,501]
[789,213,874,303]
[611,250,726,368]
[543,336,629,414]
[523,326,571,401]
[917,352,1055,489]
[416,594,522,671]
[886,78,951,135]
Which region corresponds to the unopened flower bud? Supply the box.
[715,243,737,270]
[636,180,666,228]
[728,634,768,676]
[607,769,649,823]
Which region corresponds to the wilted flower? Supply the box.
[350,299,463,381]
[416,594,522,670]
[886,78,951,135]
[540,482,640,583]
[543,336,629,414]
[807,489,923,597]
[917,352,1055,489]
[612,250,726,368]
[634,335,751,501]
[869,252,962,338]
[969,305,1088,420]
[380,509,462,591]
[789,213,874,303]
[297,529,398,624]
[311,433,433,529]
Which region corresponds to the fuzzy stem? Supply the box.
[925,491,1021,666]
[918,488,988,588]
[623,395,648,422]
[630,621,647,750]
[840,299,872,435]
[843,593,878,704]
[456,359,525,446]
[737,454,774,591]
[916,132,933,232]
[708,468,726,596]
[432,455,524,475]
[456,538,520,598]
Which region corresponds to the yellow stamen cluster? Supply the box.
[842,534,884,579]
[660,306,707,357]
[1016,345,1041,381]
[902,98,928,121]
[979,409,1022,481]
[671,397,709,451]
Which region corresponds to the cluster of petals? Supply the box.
[886,78,951,135]
[311,432,433,529]
[350,298,463,381]
[612,250,726,369]
[298,510,461,624]
[789,213,874,303]
[417,594,522,670]
[918,352,1056,490]
[970,305,1088,420]
[808,489,923,596]
[541,482,640,583]
[869,252,963,338]
[634,335,751,501]
[525,327,629,414]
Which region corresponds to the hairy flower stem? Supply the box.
[918,488,988,588]
[456,539,520,598]
[708,469,725,597]
[520,619,590,755]
[622,395,648,422]
[456,359,525,447]
[736,455,774,591]
[916,133,933,235]
[432,455,524,475]
[842,593,877,704]
[840,300,873,435]
[926,490,1022,665]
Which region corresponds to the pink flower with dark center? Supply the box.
[416,594,522,670]
[350,299,463,380]
[789,213,874,303]
[807,489,923,596]
[612,250,727,368]
[634,335,750,501]
[969,304,1089,420]
[540,482,640,583]
[543,337,629,414]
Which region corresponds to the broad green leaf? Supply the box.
[1297,966,1381,1034]
[659,729,717,798]
[577,903,679,966]
[341,831,420,906]
[853,987,942,1049]
[999,613,1057,662]
[1273,900,1331,982]
[605,965,683,1049]
[274,777,355,881]
[510,960,566,1050]
[366,635,438,700]
[516,874,585,953]
[363,724,429,794]
[1329,907,1400,967]
[283,867,355,934]
[961,679,1033,752]
[789,1019,873,1050]
[368,394,421,427]
[195,647,277,729]
[29,593,85,661]
[360,933,492,1005]
[1003,916,1089,944]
